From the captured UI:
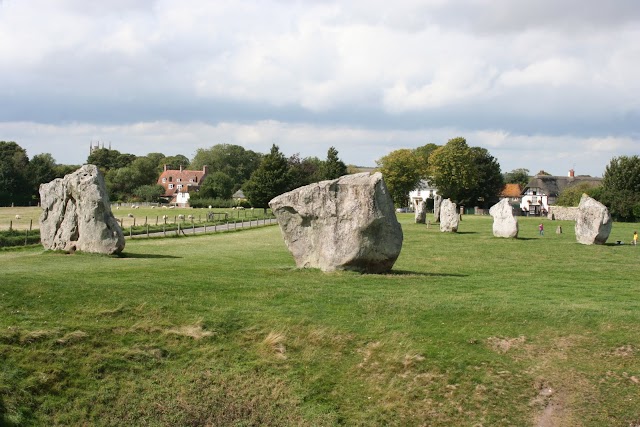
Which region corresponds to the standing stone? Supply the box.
[575,194,612,245]
[489,199,518,238]
[415,201,427,224]
[40,164,125,254]
[433,195,442,222]
[439,199,459,232]
[269,172,403,273]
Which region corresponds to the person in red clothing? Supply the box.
[539,223,544,236]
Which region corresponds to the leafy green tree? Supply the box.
[198,171,234,199]
[53,164,80,178]
[468,147,504,208]
[0,141,31,205]
[535,170,552,176]
[28,153,57,200]
[244,144,292,208]
[320,146,347,180]
[106,156,159,201]
[159,154,190,172]
[601,155,640,221]
[414,143,439,177]
[191,144,262,191]
[288,154,323,189]
[556,182,603,206]
[376,148,422,207]
[133,184,165,202]
[504,168,530,188]
[87,148,136,171]
[428,137,478,205]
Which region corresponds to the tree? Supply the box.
[504,168,530,188]
[28,153,57,202]
[105,156,159,201]
[414,143,439,177]
[535,170,552,176]
[0,141,31,205]
[320,146,347,180]
[191,144,262,191]
[244,144,292,208]
[87,148,136,171]
[556,182,602,207]
[428,137,478,205]
[198,171,234,199]
[288,154,323,189]
[159,154,190,172]
[601,155,640,221]
[376,148,422,207]
[467,147,504,208]
[133,185,165,202]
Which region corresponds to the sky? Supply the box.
[1,0,639,177]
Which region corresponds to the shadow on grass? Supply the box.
[516,237,537,241]
[454,231,478,235]
[386,270,467,278]
[0,396,17,427]
[116,253,182,259]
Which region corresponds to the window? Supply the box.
[177,178,181,182]
[177,184,183,190]
[162,177,166,183]
[189,178,194,183]
[169,176,173,182]
[168,184,174,189]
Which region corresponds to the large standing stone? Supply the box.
[40,164,125,254]
[269,172,403,273]
[439,199,459,232]
[489,199,519,238]
[415,201,427,224]
[433,195,442,222]
[575,194,612,245]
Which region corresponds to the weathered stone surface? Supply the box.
[575,194,612,245]
[439,199,459,232]
[415,201,427,224]
[433,195,442,222]
[39,164,125,254]
[489,199,519,238]
[269,172,403,273]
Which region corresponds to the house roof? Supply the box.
[233,189,246,199]
[500,183,522,198]
[522,175,602,197]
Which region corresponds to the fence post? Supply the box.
[133,218,136,227]
[177,222,180,236]
[129,226,133,238]
[9,220,12,231]
[146,224,149,238]
[24,229,29,246]
[156,216,158,226]
[29,219,33,231]
[163,223,166,237]
[145,216,147,225]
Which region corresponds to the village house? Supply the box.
[520,169,602,216]
[408,180,439,212]
[157,165,209,207]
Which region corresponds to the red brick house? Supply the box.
[157,165,208,206]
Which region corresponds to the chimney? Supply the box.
[203,165,209,174]
[179,165,183,172]
[569,169,575,178]
[163,164,168,172]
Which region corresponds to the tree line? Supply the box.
[376,137,505,209]
[0,141,348,208]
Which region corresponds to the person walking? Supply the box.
[633,230,638,246]
[539,223,544,236]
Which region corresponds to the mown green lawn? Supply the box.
[1,214,639,426]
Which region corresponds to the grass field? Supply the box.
[0,206,273,231]
[1,214,639,426]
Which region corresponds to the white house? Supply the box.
[408,180,438,211]
[520,170,602,216]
